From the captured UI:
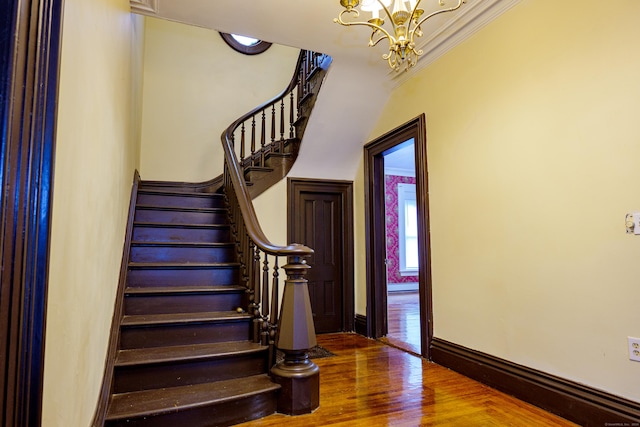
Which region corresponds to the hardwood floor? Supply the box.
[236,333,578,427]
[383,291,421,355]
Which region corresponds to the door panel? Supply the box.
[299,193,343,333]
[288,179,354,334]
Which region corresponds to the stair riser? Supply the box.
[124,292,244,315]
[134,209,227,225]
[127,268,240,287]
[132,226,230,243]
[130,245,236,263]
[120,321,251,349]
[105,391,278,427]
[137,193,224,209]
[113,353,267,393]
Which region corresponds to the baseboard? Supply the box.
[431,338,640,427]
[91,170,140,427]
[354,314,367,336]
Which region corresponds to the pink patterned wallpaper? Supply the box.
[385,175,419,284]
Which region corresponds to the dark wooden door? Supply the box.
[288,179,354,334]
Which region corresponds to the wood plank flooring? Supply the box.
[384,292,421,355]
[236,333,577,427]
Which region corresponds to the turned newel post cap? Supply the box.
[282,255,310,279]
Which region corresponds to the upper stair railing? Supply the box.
[220,50,329,415]
[228,51,328,170]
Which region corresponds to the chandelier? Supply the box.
[334,0,466,71]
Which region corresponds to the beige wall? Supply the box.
[360,0,640,401]
[138,17,300,183]
[42,0,144,425]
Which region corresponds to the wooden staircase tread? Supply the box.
[121,311,251,326]
[244,166,274,172]
[133,221,229,229]
[125,285,245,295]
[136,204,227,213]
[130,241,235,248]
[265,151,293,159]
[138,188,223,197]
[106,374,280,421]
[115,341,266,366]
[128,262,240,269]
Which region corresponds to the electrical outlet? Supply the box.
[629,337,640,362]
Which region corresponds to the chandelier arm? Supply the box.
[383,51,398,70]
[369,33,389,48]
[377,0,396,31]
[413,0,464,31]
[408,0,424,24]
[335,10,396,46]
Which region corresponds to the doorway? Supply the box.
[382,140,420,354]
[288,178,354,333]
[364,114,432,359]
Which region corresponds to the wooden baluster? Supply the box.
[271,104,276,147]
[240,123,246,162]
[245,242,255,342]
[261,255,270,346]
[268,257,280,368]
[251,115,256,166]
[289,92,295,138]
[244,229,251,286]
[305,53,312,99]
[279,98,285,141]
[260,109,266,167]
[297,66,303,108]
[304,51,313,95]
[252,245,262,342]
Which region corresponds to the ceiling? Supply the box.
[132,0,520,87]
[384,139,416,177]
[130,0,521,179]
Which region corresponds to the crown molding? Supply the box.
[390,0,522,87]
[130,0,158,15]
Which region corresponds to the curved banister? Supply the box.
[221,47,330,415]
[219,49,328,414]
[220,49,327,258]
[221,131,311,256]
[223,52,305,147]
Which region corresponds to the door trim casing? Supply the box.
[1,0,63,424]
[363,114,433,359]
[287,178,355,332]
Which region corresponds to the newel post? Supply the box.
[270,255,319,415]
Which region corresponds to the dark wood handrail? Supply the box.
[220,49,327,258]
[221,136,310,256]
[220,49,328,414]
[224,52,305,150]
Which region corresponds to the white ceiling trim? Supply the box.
[389,0,521,87]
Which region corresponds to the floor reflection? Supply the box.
[385,291,421,354]
[236,333,578,427]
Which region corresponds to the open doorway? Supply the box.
[382,140,420,354]
[364,114,432,359]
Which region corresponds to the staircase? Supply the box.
[96,50,330,427]
[104,183,280,426]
